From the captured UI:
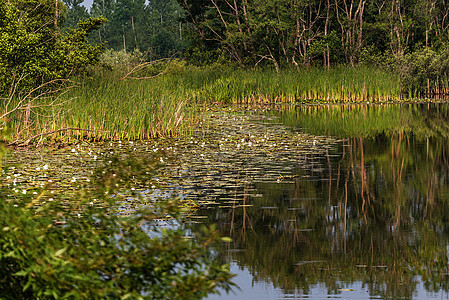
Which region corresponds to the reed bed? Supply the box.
[1,64,404,144]
[56,74,200,142]
[175,65,402,104]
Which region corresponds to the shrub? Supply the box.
[0,150,234,299]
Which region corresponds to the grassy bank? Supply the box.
[183,65,401,103]
[1,63,403,144]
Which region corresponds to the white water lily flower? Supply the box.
[43,164,48,170]
[22,190,26,194]
[71,148,76,152]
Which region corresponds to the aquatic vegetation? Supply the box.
[169,64,402,104]
[1,63,406,145]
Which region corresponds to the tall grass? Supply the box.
[58,72,197,142]
[1,62,404,144]
[172,65,402,104]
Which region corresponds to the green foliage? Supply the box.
[401,47,449,96]
[100,48,145,67]
[0,0,106,96]
[89,0,184,59]
[61,0,90,29]
[0,150,234,298]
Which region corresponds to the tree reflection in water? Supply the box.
[191,103,449,299]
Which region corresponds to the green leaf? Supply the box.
[54,248,67,257]
[14,270,29,277]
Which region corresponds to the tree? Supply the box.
[0,0,106,96]
[335,0,366,65]
[62,0,90,29]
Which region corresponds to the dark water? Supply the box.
[190,103,449,299]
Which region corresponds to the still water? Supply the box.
[188,103,449,299]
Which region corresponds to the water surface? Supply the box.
[190,103,449,299]
[2,103,449,299]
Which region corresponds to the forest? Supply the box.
[64,0,449,69]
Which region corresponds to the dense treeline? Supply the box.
[64,0,449,67]
[61,0,449,95]
[177,0,449,68]
[64,0,184,59]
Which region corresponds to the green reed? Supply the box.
[1,63,405,144]
[57,74,198,142]
[173,65,402,104]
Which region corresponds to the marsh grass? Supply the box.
[1,63,404,144]
[176,65,402,104]
[59,75,195,142]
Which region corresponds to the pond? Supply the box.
[2,103,449,299]
[185,103,449,299]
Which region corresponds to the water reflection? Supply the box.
[191,103,449,299]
